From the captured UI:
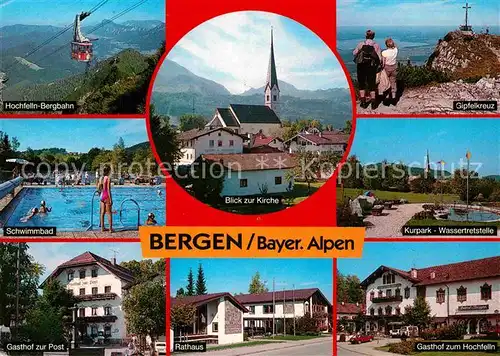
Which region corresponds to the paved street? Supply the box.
[179,337,332,356]
[337,338,398,356]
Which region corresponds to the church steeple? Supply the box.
[265,27,280,114]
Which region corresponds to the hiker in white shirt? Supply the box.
[381,38,399,104]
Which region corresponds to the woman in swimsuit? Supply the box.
[98,165,113,233]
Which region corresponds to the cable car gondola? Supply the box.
[71,11,94,62]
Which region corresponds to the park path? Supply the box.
[364,203,424,237]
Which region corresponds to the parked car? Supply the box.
[389,329,401,338]
[350,334,374,344]
[155,341,167,355]
[400,325,419,338]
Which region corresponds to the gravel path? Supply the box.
[364,203,425,237]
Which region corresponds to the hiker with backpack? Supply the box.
[353,30,382,109]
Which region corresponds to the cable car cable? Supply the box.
[41,0,150,63]
[2,0,111,72]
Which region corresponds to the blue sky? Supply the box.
[24,242,145,283]
[0,0,165,26]
[0,119,149,152]
[338,242,500,281]
[171,259,334,302]
[337,0,500,27]
[350,119,500,176]
[164,11,348,94]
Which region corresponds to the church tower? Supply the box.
[264,28,280,115]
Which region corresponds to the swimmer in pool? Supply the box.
[20,207,39,222]
[157,189,162,196]
[39,200,52,213]
[145,213,157,225]
[98,165,113,233]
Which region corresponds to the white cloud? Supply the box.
[166,12,348,94]
[0,0,16,8]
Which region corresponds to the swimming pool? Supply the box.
[448,208,500,222]
[2,186,165,231]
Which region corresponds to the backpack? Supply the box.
[355,43,381,68]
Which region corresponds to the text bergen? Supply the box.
[151,233,243,250]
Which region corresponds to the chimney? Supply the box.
[411,268,417,279]
[356,302,359,306]
[111,257,116,265]
[430,271,436,279]
[341,301,345,305]
[319,132,322,137]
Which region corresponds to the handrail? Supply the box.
[119,198,140,229]
[86,190,101,231]
[0,177,23,200]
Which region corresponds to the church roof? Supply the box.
[265,28,279,91]
[230,104,281,124]
[216,108,239,127]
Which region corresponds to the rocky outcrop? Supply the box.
[427,31,500,80]
[357,76,500,114]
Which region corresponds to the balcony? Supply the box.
[372,296,403,303]
[75,293,117,302]
[77,315,118,323]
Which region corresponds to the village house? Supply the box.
[177,127,247,165]
[360,256,500,335]
[41,252,135,343]
[284,130,350,154]
[171,293,247,345]
[234,288,332,335]
[248,132,285,152]
[337,302,363,332]
[201,152,296,197]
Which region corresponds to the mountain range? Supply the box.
[152,59,352,128]
[0,20,164,90]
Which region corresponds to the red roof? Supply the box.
[42,251,135,287]
[178,127,247,141]
[361,256,500,287]
[251,133,282,148]
[414,256,500,286]
[338,302,362,315]
[286,132,350,146]
[247,145,283,154]
[235,288,331,307]
[171,292,248,312]
[202,152,296,171]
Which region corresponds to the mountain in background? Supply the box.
[0,20,164,90]
[153,59,231,96]
[152,60,352,128]
[3,47,162,114]
[241,79,349,100]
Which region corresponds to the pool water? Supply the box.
[448,208,500,222]
[3,187,165,231]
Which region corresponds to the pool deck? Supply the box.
[0,184,163,238]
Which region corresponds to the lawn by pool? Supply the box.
[337,188,459,204]
[1,186,165,232]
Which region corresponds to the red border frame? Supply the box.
[146,0,357,228]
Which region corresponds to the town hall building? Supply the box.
[360,256,500,336]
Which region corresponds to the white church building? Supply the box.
[360,256,500,335]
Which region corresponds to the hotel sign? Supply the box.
[378,283,402,289]
[457,305,489,311]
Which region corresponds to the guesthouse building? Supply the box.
[360,256,500,335]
